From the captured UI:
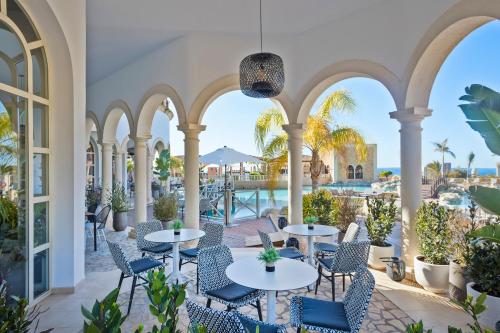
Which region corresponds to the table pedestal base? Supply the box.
[167,243,191,285]
[266,289,276,324]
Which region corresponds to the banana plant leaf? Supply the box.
[470,224,500,244]
[459,84,500,156]
[469,185,500,216]
[155,149,171,181]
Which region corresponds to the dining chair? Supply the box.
[136,220,173,263]
[258,230,304,260]
[290,267,375,333]
[107,240,164,314]
[86,205,110,241]
[186,300,286,333]
[314,222,360,257]
[198,244,265,321]
[315,240,370,301]
[179,222,224,293]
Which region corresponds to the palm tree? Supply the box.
[255,89,367,192]
[426,160,442,179]
[0,112,16,175]
[466,151,475,181]
[432,139,455,176]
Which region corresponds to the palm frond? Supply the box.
[317,89,356,120]
[330,126,367,162]
[254,108,286,153]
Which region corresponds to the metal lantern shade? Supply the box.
[240,52,284,98]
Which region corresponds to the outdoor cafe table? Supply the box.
[283,224,338,266]
[226,257,317,324]
[144,228,205,283]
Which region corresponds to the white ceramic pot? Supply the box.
[368,243,394,270]
[414,256,449,293]
[467,282,500,330]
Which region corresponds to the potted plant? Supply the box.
[304,216,318,230]
[302,189,336,226]
[466,224,500,330]
[257,247,281,272]
[107,182,128,231]
[365,195,397,269]
[171,219,183,235]
[415,201,451,293]
[448,200,479,302]
[153,193,178,229]
[332,195,361,242]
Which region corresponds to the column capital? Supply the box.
[390,107,432,123]
[134,136,152,144]
[178,123,206,139]
[282,123,305,138]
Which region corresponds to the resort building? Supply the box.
[331,144,378,183]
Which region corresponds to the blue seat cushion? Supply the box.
[315,242,338,253]
[180,247,198,258]
[237,314,280,333]
[301,297,350,331]
[143,242,172,254]
[129,257,162,274]
[278,247,304,260]
[318,257,334,269]
[206,283,257,302]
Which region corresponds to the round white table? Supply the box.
[226,258,317,324]
[145,228,205,283]
[283,224,338,266]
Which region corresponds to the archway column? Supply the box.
[134,137,150,225]
[122,151,128,193]
[101,142,113,203]
[390,107,432,269]
[147,147,153,204]
[114,150,123,185]
[283,123,304,225]
[179,124,206,229]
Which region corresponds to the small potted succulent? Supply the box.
[365,195,397,269]
[415,201,452,293]
[171,219,183,235]
[257,247,281,272]
[304,216,318,230]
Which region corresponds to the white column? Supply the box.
[390,108,431,268]
[101,142,113,203]
[122,151,128,193]
[114,152,123,185]
[146,148,153,204]
[283,124,304,225]
[134,137,149,224]
[179,124,206,229]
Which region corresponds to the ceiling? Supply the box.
[86,0,384,84]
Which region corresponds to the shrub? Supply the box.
[416,201,451,265]
[153,193,178,221]
[448,200,480,266]
[466,237,500,297]
[85,189,101,209]
[81,288,127,333]
[0,197,18,230]
[379,170,393,180]
[333,196,361,233]
[365,196,397,246]
[302,189,336,226]
[106,182,128,213]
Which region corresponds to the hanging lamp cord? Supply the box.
[259,0,263,53]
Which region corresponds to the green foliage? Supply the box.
[365,196,397,246]
[155,150,172,182]
[448,201,479,266]
[466,238,500,297]
[302,189,337,226]
[257,247,281,264]
[425,161,442,179]
[379,170,393,179]
[106,182,128,213]
[416,202,451,265]
[468,186,500,216]
[0,197,18,230]
[86,190,101,208]
[332,196,361,233]
[406,321,432,333]
[303,216,318,225]
[143,268,187,333]
[153,194,178,221]
[171,219,183,230]
[470,224,500,244]
[447,168,467,178]
[81,288,126,333]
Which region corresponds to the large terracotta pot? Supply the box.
[449,260,470,302]
[414,256,449,293]
[112,211,128,231]
[467,282,500,330]
[368,243,394,270]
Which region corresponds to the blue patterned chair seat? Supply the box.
[278,247,304,260]
[314,242,338,254]
[179,247,198,258]
[301,297,350,331]
[237,313,283,333]
[147,243,173,254]
[129,257,163,274]
[206,283,258,302]
[318,257,334,268]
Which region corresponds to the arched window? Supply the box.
[0,1,50,301]
[355,165,363,179]
[347,165,354,179]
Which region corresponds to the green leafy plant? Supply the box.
[466,237,500,297]
[106,182,128,213]
[449,200,480,266]
[0,197,18,230]
[406,321,432,333]
[86,189,101,209]
[469,186,500,216]
[153,194,178,221]
[81,288,126,333]
[379,170,393,180]
[302,189,337,225]
[143,268,187,333]
[332,196,361,233]
[257,247,281,265]
[171,219,183,230]
[470,224,500,244]
[416,201,451,265]
[365,196,397,246]
[155,150,172,182]
[303,216,318,225]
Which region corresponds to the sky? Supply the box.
[169,21,500,169]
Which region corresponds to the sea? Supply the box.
[377,167,497,176]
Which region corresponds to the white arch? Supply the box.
[404,0,500,108]
[102,99,134,143]
[295,60,402,124]
[86,110,101,143]
[152,137,166,152]
[135,83,187,138]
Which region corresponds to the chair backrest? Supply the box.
[197,223,224,249]
[95,205,111,229]
[258,230,273,250]
[343,222,360,243]
[186,300,245,333]
[343,267,375,333]
[136,220,163,251]
[198,244,233,293]
[199,198,211,212]
[107,240,133,276]
[330,240,370,273]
